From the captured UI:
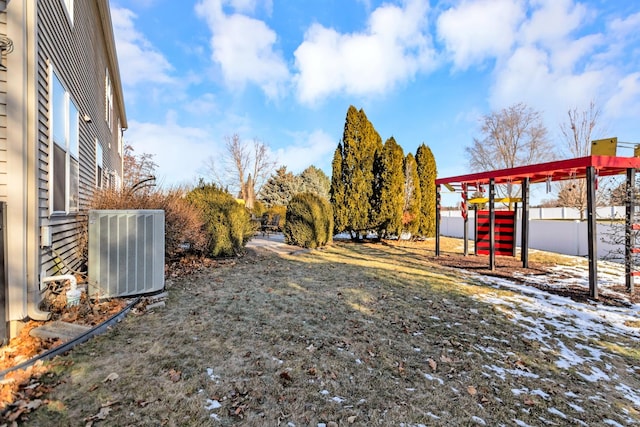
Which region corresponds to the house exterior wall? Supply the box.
[3,0,126,334]
[0,0,8,199]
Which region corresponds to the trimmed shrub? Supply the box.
[284,193,333,248]
[89,186,206,260]
[186,184,254,257]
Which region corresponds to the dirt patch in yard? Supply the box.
[10,238,639,426]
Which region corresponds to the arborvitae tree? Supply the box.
[331,105,382,239]
[374,137,405,238]
[330,143,347,234]
[415,144,437,238]
[299,165,331,200]
[403,153,421,237]
[259,166,299,208]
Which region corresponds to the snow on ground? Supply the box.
[466,261,640,418]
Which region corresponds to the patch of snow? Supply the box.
[208,401,221,411]
[531,389,550,400]
[547,407,567,418]
[426,412,440,419]
[511,388,528,396]
[355,358,363,364]
[603,420,624,426]
[206,368,220,382]
[413,347,421,352]
[471,416,486,425]
[577,366,610,382]
[332,396,345,403]
[513,420,533,427]
[423,373,444,385]
[483,364,539,380]
[567,402,585,413]
[615,382,640,407]
[319,389,330,395]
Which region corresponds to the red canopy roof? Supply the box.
[436,155,640,191]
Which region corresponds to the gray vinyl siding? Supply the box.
[36,0,124,274]
[0,3,7,200]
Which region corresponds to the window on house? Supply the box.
[105,70,113,130]
[117,119,122,156]
[96,139,104,188]
[62,0,74,24]
[51,70,79,214]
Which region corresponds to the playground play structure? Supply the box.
[435,138,640,300]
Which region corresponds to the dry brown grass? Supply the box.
[19,239,640,426]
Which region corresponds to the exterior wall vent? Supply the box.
[88,210,164,298]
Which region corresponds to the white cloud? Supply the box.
[605,73,640,118]
[195,0,289,98]
[489,45,604,122]
[519,0,588,46]
[293,0,435,105]
[436,0,524,70]
[437,0,524,70]
[274,130,336,174]
[111,7,174,87]
[124,116,217,187]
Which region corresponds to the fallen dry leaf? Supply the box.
[427,358,437,371]
[440,354,453,363]
[168,369,181,382]
[347,415,357,423]
[467,386,477,396]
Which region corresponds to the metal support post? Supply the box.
[626,168,635,293]
[435,184,441,257]
[489,178,496,271]
[463,184,468,256]
[586,166,598,299]
[521,178,529,268]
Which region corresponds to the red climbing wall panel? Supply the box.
[475,210,516,256]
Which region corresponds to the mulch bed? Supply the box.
[426,250,640,306]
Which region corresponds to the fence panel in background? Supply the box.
[440,216,622,260]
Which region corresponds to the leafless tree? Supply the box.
[122,144,157,193]
[466,103,554,206]
[556,102,606,219]
[205,134,276,209]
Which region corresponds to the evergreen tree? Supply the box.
[330,143,347,234]
[332,105,382,239]
[259,166,299,208]
[403,153,421,237]
[299,165,330,200]
[374,137,405,238]
[416,144,437,238]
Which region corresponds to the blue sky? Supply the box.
[111,0,640,199]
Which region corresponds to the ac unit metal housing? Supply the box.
[88,210,165,298]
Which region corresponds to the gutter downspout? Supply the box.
[23,0,45,322]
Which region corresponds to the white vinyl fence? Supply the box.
[440,206,627,260]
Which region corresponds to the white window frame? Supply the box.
[117,119,122,156]
[95,139,104,189]
[105,69,113,131]
[49,66,79,215]
[62,0,74,25]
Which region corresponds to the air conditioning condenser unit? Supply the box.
[88,210,164,298]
